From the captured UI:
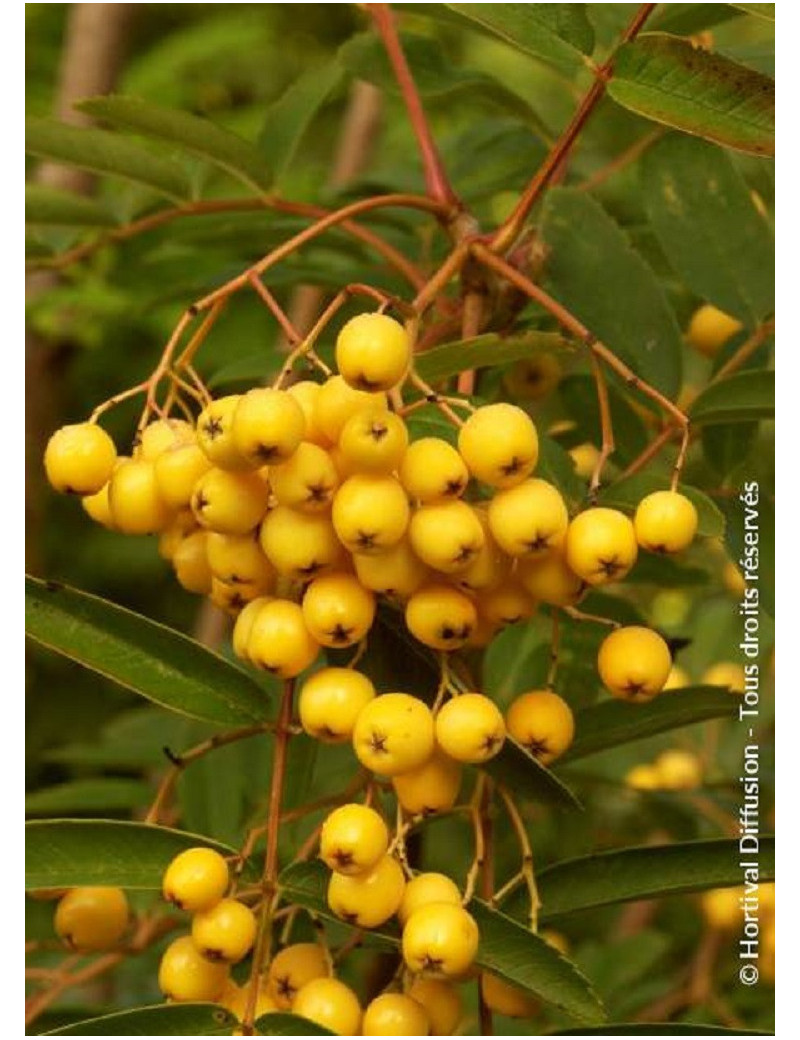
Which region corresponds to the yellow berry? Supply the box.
[260,506,344,580]
[163,847,229,912]
[565,507,638,585]
[231,387,306,467]
[220,979,277,1021]
[327,853,406,927]
[332,474,410,554]
[320,803,389,876]
[158,935,229,1002]
[314,374,387,444]
[269,442,339,513]
[569,442,601,480]
[488,479,569,558]
[402,902,479,977]
[634,490,698,554]
[196,397,252,471]
[54,887,129,952]
[398,872,462,926]
[154,442,213,511]
[191,897,257,964]
[158,510,197,560]
[399,438,469,503]
[338,407,409,474]
[191,468,270,535]
[301,572,375,648]
[517,549,584,607]
[231,596,272,661]
[293,977,362,1036]
[247,599,320,678]
[700,887,742,931]
[336,312,411,391]
[663,664,691,690]
[267,943,329,1009]
[458,403,538,489]
[352,693,435,776]
[653,749,703,790]
[625,764,661,791]
[455,511,510,593]
[209,577,262,616]
[722,559,746,597]
[109,458,172,534]
[44,422,117,495]
[435,693,505,764]
[409,500,485,574]
[702,661,746,694]
[82,480,115,529]
[686,304,742,358]
[299,667,376,743]
[406,978,463,1036]
[362,992,430,1036]
[137,418,194,462]
[597,626,672,702]
[541,929,570,955]
[392,748,462,815]
[479,580,537,628]
[480,972,538,1018]
[353,537,431,599]
[173,530,214,595]
[505,690,575,765]
[206,532,276,592]
[405,584,477,651]
[287,381,330,447]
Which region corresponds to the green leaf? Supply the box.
[42,1003,236,1036]
[608,34,774,157]
[598,474,725,538]
[540,188,683,399]
[26,778,152,815]
[536,435,585,512]
[25,118,191,201]
[525,838,775,921]
[338,31,539,124]
[25,819,259,890]
[25,185,117,228]
[469,902,605,1023]
[485,737,582,811]
[78,95,271,194]
[442,4,595,66]
[25,577,269,725]
[561,688,740,763]
[258,61,343,184]
[278,862,604,1023]
[729,3,774,19]
[642,135,774,324]
[415,331,568,385]
[553,1026,771,1036]
[702,421,760,479]
[559,374,649,468]
[689,370,774,425]
[255,1013,335,1036]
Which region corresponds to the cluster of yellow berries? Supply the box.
[45,310,699,708]
[626,748,704,792]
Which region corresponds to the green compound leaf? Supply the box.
[42,1003,236,1035]
[78,95,271,193]
[414,331,568,385]
[689,370,775,425]
[25,118,191,201]
[25,819,259,890]
[608,34,774,157]
[504,837,776,922]
[254,1013,335,1036]
[729,3,774,20]
[278,861,605,1023]
[561,687,740,763]
[642,134,774,324]
[442,4,595,66]
[540,188,683,399]
[25,185,117,228]
[25,778,152,816]
[26,577,269,725]
[597,474,725,539]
